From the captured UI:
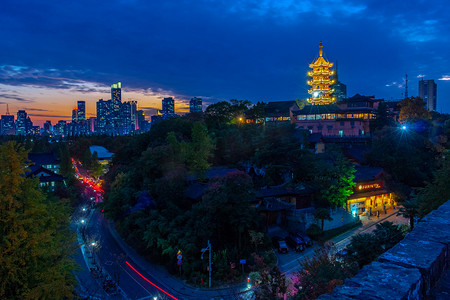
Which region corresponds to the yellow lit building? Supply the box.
[347,166,394,216]
[307,41,336,105]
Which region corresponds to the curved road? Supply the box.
[75,172,252,300]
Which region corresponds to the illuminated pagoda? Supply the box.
[307,41,336,105]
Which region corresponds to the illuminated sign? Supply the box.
[357,182,383,191]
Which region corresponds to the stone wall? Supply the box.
[289,207,357,232]
[318,200,450,300]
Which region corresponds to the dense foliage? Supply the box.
[0,142,77,299]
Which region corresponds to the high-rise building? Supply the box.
[162,97,175,116]
[307,41,336,105]
[43,120,52,133]
[1,114,15,135]
[96,99,113,134]
[190,97,202,113]
[16,110,28,135]
[333,82,347,102]
[332,62,347,102]
[88,117,96,133]
[55,120,67,137]
[130,101,138,130]
[111,82,122,129]
[111,82,122,104]
[419,79,437,111]
[136,110,146,130]
[72,108,78,122]
[121,101,132,134]
[77,101,86,121]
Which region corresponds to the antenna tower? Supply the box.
[6,104,10,115]
[405,73,408,98]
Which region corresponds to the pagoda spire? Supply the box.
[307,42,336,105]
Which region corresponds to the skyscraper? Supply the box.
[162,97,175,116]
[332,62,347,102]
[72,108,78,122]
[111,82,122,104]
[190,97,202,113]
[111,82,122,129]
[43,120,52,134]
[96,99,112,134]
[16,110,28,135]
[419,79,437,111]
[77,101,86,121]
[1,115,15,135]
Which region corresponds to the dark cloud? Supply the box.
[1,0,449,112]
[22,107,49,112]
[0,92,34,103]
[27,113,70,118]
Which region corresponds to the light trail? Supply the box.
[125,261,179,300]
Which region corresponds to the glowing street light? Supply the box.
[80,219,85,224]
[401,125,407,130]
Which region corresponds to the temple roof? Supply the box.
[292,104,342,115]
[265,101,296,117]
[309,41,333,68]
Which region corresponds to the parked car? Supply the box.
[336,249,349,262]
[290,232,313,247]
[272,236,289,254]
[285,236,305,252]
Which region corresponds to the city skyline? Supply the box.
[2,0,450,126]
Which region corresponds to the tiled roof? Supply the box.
[265,101,296,117]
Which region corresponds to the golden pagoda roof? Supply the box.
[309,41,333,68]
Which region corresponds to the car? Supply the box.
[285,236,305,252]
[290,232,313,247]
[336,249,349,262]
[271,236,289,254]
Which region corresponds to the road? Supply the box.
[276,209,409,274]
[73,167,253,299]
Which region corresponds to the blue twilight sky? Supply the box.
[1,0,450,125]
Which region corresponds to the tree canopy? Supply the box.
[0,142,77,299]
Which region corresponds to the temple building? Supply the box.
[292,42,381,137]
[293,94,379,137]
[347,166,394,216]
[307,41,336,105]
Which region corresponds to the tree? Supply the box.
[370,101,395,132]
[397,198,419,230]
[0,142,77,299]
[398,97,431,122]
[245,101,266,122]
[313,208,333,231]
[90,151,104,179]
[249,230,265,253]
[186,122,215,179]
[255,266,289,300]
[293,244,358,300]
[319,156,356,208]
[373,221,407,250]
[417,159,450,218]
[347,233,382,268]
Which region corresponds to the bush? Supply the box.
[306,224,322,239]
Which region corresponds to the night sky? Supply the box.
[1,0,449,125]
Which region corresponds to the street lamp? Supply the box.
[201,240,212,288]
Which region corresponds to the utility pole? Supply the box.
[201,240,212,288]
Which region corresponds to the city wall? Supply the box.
[318,200,450,299]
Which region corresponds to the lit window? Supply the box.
[339,130,343,137]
